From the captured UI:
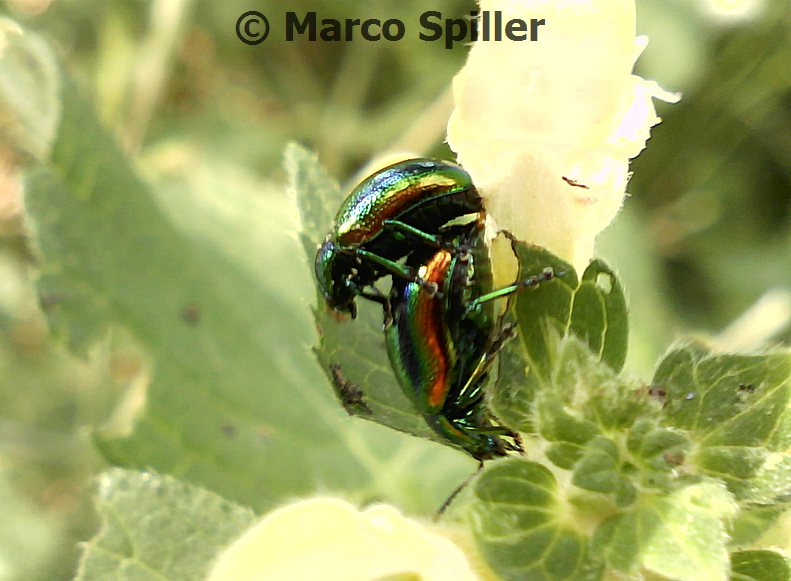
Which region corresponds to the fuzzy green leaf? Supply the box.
[493,247,628,430]
[571,436,621,494]
[22,72,468,516]
[24,78,362,509]
[76,469,255,581]
[287,142,338,256]
[532,338,651,457]
[509,243,577,382]
[528,338,687,501]
[598,481,738,581]
[654,344,790,447]
[550,338,649,430]
[469,458,603,581]
[572,260,628,372]
[730,550,791,581]
[537,394,600,469]
[290,144,436,439]
[653,344,791,502]
[728,505,787,546]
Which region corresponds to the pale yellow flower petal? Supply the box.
[208,498,479,581]
[448,0,677,271]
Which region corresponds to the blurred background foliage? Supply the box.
[0,0,788,579]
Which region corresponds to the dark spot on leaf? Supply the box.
[329,363,371,416]
[39,292,63,309]
[181,303,201,325]
[647,385,667,406]
[663,450,685,466]
[221,424,236,437]
[738,383,755,393]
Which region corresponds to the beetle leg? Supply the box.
[434,461,484,520]
[486,321,518,354]
[382,219,443,247]
[354,248,440,298]
[382,219,480,259]
[354,248,415,280]
[465,268,556,314]
[450,322,517,410]
[460,423,517,436]
[449,419,523,454]
[450,373,489,410]
[357,288,393,326]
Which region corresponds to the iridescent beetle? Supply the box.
[315,158,484,318]
[314,157,557,514]
[385,232,555,516]
[385,233,555,462]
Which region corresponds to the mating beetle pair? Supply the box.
[315,158,483,318]
[386,235,554,461]
[315,158,554,462]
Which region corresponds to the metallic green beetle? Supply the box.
[385,235,555,461]
[315,158,484,318]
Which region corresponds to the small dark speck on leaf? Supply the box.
[39,292,64,309]
[738,383,755,393]
[221,424,237,437]
[663,450,685,466]
[647,385,667,405]
[181,303,201,325]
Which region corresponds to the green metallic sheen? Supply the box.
[315,158,483,317]
[385,239,521,461]
[333,158,480,246]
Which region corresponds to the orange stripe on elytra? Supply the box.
[419,251,452,409]
[338,178,455,244]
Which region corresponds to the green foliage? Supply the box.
[17,27,470,526]
[289,144,434,439]
[41,137,788,581]
[597,482,737,580]
[494,248,628,432]
[730,550,791,581]
[3,21,484,576]
[76,469,255,581]
[654,343,790,503]
[469,459,602,581]
[296,148,790,581]
[25,74,366,510]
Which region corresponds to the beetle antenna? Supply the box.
[434,461,484,521]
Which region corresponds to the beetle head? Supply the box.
[314,238,358,318]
